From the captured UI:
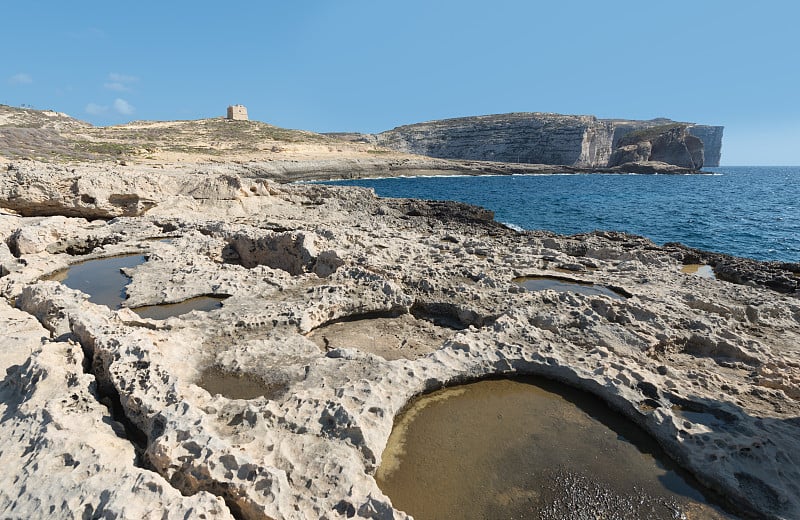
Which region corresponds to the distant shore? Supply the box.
[0,105,704,183]
[229,157,703,183]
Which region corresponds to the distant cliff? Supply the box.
[350,113,723,168]
[608,124,705,169]
[685,125,723,167]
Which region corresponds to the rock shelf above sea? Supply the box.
[1,161,799,519]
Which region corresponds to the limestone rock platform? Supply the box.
[0,162,798,519]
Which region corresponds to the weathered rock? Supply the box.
[0,165,798,520]
[0,299,47,371]
[607,160,701,174]
[0,295,234,518]
[609,125,705,169]
[371,113,723,169]
[376,112,613,167]
[609,141,653,164]
[687,124,725,167]
[0,161,286,218]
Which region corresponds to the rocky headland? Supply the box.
[0,154,799,519]
[2,105,720,176]
[334,113,724,171]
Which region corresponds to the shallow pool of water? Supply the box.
[132,296,227,320]
[376,377,735,520]
[514,276,626,300]
[681,264,717,279]
[50,254,146,309]
[197,367,287,401]
[306,313,452,360]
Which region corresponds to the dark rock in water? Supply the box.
[683,132,705,168]
[386,198,498,227]
[715,260,799,295]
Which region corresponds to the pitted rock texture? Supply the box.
[0,164,798,519]
[0,161,291,218]
[0,294,233,519]
[372,113,723,168]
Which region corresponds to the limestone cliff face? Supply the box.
[374,113,723,169]
[608,125,705,169]
[686,125,723,167]
[376,113,613,167]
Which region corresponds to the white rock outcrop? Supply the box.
[0,162,798,519]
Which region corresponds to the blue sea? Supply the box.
[322,167,799,263]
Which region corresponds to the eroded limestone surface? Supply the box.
[1,164,799,519]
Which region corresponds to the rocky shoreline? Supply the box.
[229,156,704,181]
[1,161,799,519]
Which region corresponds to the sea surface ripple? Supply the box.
[323,166,799,263]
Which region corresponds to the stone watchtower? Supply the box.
[226,104,248,121]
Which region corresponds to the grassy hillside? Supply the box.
[0,105,350,163]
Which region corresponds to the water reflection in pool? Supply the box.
[50,254,146,309]
[132,296,227,320]
[514,276,627,300]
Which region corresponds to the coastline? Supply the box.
[315,167,798,265]
[238,157,703,183]
[1,160,799,518]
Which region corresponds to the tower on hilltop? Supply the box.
[226,104,248,121]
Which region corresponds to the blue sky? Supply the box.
[2,1,798,165]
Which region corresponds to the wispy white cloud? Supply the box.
[9,73,33,85]
[85,103,109,115]
[104,73,139,92]
[113,98,135,115]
